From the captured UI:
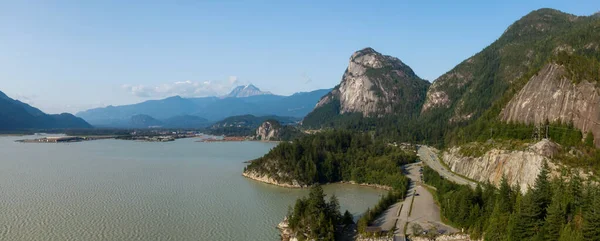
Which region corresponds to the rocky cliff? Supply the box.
[255,120,281,141]
[442,139,561,193]
[420,9,599,126]
[303,47,429,126]
[500,63,600,147]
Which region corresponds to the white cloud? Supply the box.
[123,76,244,98]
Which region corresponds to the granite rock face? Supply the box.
[255,120,280,141]
[442,140,560,193]
[501,63,600,147]
[312,47,429,118]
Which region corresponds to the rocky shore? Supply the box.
[277,217,298,241]
[339,181,392,191]
[242,170,305,188]
[242,170,393,190]
[410,233,476,241]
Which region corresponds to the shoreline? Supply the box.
[242,170,392,191]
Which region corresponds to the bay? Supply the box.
[0,135,386,240]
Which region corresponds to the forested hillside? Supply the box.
[423,163,600,241]
[244,131,416,191]
[207,114,299,136]
[301,9,600,149]
[422,8,600,146]
[0,90,92,130]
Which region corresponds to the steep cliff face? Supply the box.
[255,120,281,141]
[442,140,561,193]
[501,63,600,147]
[303,47,429,126]
[420,9,600,126]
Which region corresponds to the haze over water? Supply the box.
[0,135,386,240]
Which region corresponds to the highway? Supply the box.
[373,163,457,240]
[417,145,478,188]
[373,145,478,240]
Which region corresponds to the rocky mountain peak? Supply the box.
[347,47,409,76]
[226,84,272,98]
[303,48,429,125]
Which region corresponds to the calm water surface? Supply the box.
[0,135,386,240]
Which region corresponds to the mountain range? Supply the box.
[303,8,600,147]
[76,85,330,127]
[0,90,91,130]
[4,7,599,143]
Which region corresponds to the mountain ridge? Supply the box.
[77,88,330,127]
[0,90,92,130]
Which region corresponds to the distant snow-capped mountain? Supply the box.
[225,84,272,98]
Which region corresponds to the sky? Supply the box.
[0,1,598,114]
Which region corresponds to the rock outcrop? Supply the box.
[501,63,600,147]
[420,9,597,126]
[303,47,429,126]
[255,120,281,141]
[410,234,476,241]
[442,139,561,193]
[277,217,298,241]
[242,170,304,188]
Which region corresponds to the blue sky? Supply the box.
[0,1,598,114]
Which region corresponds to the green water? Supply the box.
[0,135,386,240]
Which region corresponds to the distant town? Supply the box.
[16,130,209,143]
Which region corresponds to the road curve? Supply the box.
[417,145,478,188]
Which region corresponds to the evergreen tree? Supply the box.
[569,173,583,211]
[582,187,600,241]
[533,161,552,219]
[545,191,565,240]
[558,223,584,241]
[498,175,513,213]
[327,194,341,223]
[342,210,354,225]
[584,132,595,147]
[505,189,522,241]
[512,192,542,240]
[484,203,509,241]
[286,185,347,240]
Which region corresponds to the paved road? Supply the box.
[374,163,457,240]
[401,163,456,236]
[374,145,480,240]
[417,146,478,188]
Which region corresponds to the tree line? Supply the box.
[286,185,354,241]
[245,130,416,191]
[423,163,600,241]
